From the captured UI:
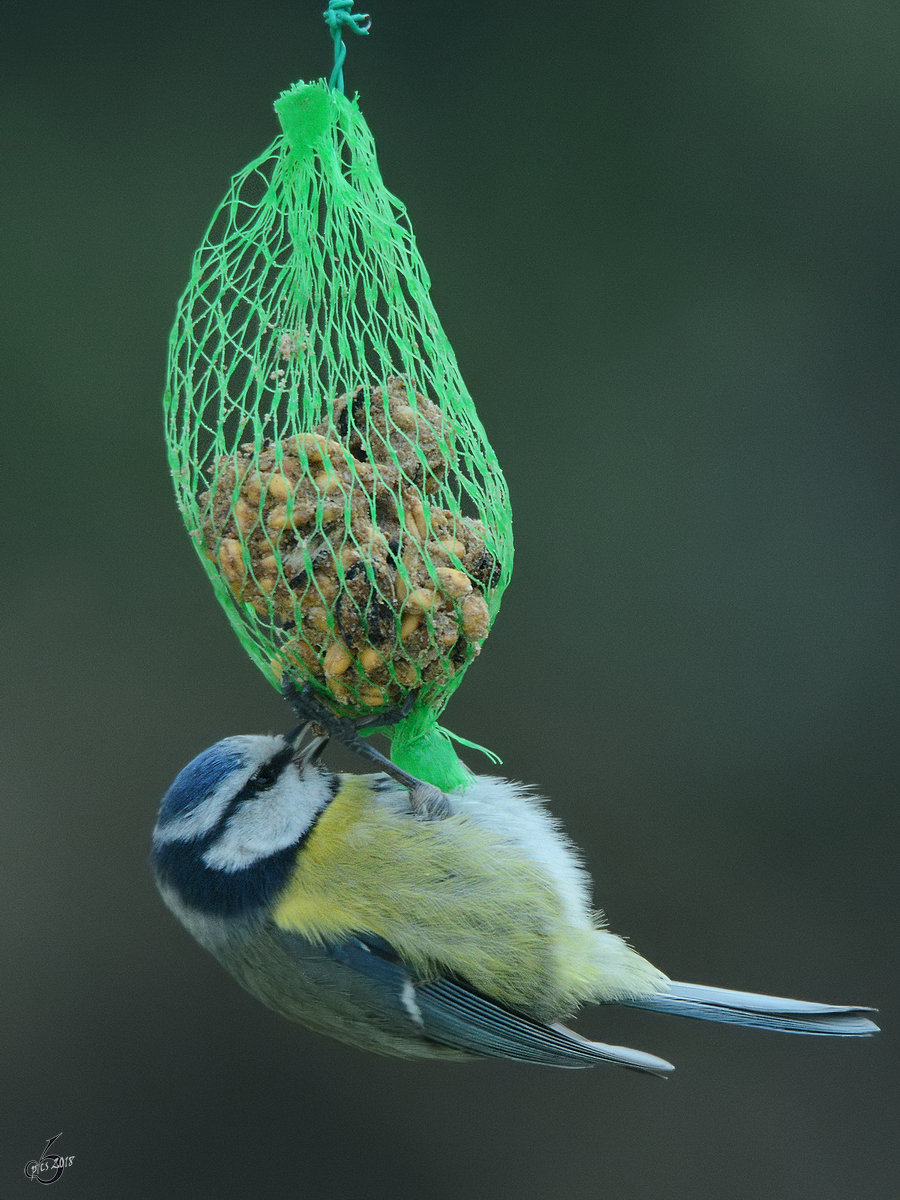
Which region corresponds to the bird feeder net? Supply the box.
[164,81,513,770]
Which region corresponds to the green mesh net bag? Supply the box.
[163,70,512,789]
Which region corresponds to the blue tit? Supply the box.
[151,727,878,1072]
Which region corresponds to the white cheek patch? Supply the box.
[202,764,331,873]
[153,736,284,847]
[152,768,256,845]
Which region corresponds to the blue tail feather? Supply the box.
[623,981,879,1036]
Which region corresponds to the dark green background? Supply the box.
[2,2,897,1197]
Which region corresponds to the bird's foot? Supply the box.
[281,680,453,819]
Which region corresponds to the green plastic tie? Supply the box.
[437,725,503,766]
[323,0,371,94]
[371,707,502,793]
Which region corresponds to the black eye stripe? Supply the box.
[247,741,295,793]
[210,740,296,834]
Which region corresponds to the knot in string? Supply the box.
[323,0,371,93]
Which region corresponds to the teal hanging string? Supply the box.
[323,0,371,93]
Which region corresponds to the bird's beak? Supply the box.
[286,722,306,746]
[289,723,329,766]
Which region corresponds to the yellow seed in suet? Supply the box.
[435,567,472,599]
[266,505,287,532]
[328,678,352,706]
[400,614,420,639]
[314,470,343,495]
[406,588,435,612]
[244,473,261,505]
[460,593,490,641]
[295,432,346,464]
[294,433,325,463]
[440,538,466,559]
[233,497,257,534]
[218,539,245,583]
[392,404,417,432]
[306,606,329,632]
[404,495,427,540]
[359,645,385,675]
[266,473,291,502]
[321,498,345,522]
[394,660,419,686]
[438,618,460,647]
[324,641,352,677]
[358,684,387,707]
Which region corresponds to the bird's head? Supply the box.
[151,729,332,919]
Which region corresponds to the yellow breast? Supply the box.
[271,776,602,1017]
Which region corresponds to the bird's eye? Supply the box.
[250,760,282,793]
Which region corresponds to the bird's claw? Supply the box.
[409,784,454,821]
[282,679,452,820]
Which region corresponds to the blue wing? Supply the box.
[283,931,673,1074]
